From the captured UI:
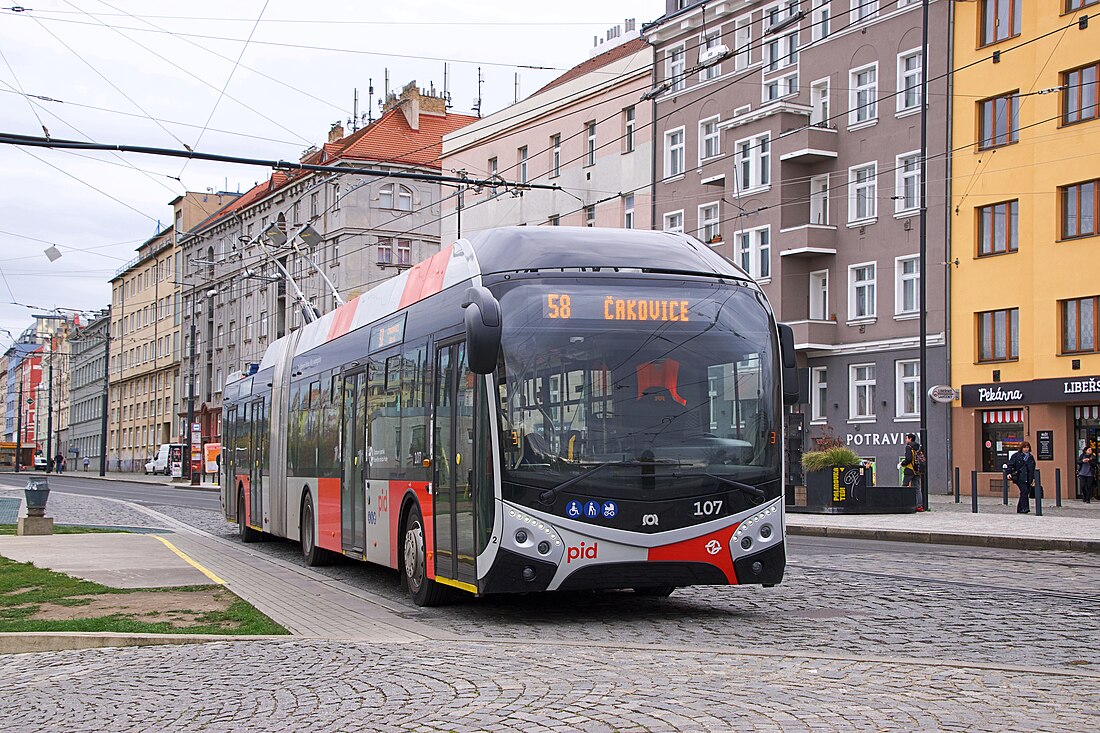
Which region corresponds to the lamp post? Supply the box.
[15,368,24,473]
[45,344,54,474]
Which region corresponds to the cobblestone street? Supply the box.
[2,487,1099,731]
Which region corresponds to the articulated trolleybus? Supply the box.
[222,227,798,605]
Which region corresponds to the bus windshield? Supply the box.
[495,277,781,507]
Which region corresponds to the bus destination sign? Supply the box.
[544,293,692,322]
[370,313,406,352]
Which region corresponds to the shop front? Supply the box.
[955,376,1100,496]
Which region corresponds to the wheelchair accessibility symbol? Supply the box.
[566,500,582,519]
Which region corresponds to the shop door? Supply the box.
[433,341,477,585]
[342,371,368,553]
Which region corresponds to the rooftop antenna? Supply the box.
[514,72,520,104]
[473,66,483,118]
[367,78,374,123]
[443,63,452,109]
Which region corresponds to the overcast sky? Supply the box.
[0,0,662,349]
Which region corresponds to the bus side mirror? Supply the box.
[463,286,502,375]
[777,323,799,406]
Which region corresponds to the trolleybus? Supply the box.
[221,227,798,605]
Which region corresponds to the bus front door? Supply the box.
[342,370,367,554]
[249,398,265,528]
[433,341,477,588]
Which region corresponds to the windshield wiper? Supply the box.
[537,458,684,506]
[696,472,766,501]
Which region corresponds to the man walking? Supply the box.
[903,433,924,512]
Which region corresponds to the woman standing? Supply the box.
[1078,446,1096,504]
[1007,441,1036,514]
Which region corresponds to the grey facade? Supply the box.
[69,309,110,468]
[643,0,949,489]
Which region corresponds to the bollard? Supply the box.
[1002,466,1010,505]
[1034,468,1043,517]
[971,470,979,514]
[1055,467,1062,508]
[954,467,961,503]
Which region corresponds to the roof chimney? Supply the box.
[328,122,344,143]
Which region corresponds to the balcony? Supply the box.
[785,319,838,350]
[776,124,838,164]
[778,224,837,257]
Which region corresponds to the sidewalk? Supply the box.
[786,492,1100,553]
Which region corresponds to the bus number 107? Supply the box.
[693,500,723,517]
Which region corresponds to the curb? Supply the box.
[787,524,1100,553]
[0,632,288,655]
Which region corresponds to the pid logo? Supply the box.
[566,541,599,564]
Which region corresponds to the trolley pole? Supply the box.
[98,314,110,476]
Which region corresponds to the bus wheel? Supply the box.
[237,488,261,543]
[402,503,448,607]
[300,493,331,567]
[633,586,676,598]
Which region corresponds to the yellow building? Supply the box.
[951,1,1100,494]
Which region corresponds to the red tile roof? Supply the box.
[534,37,649,97]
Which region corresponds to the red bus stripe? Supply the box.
[326,297,360,342]
[399,246,452,309]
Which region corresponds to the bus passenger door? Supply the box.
[342,370,367,554]
[433,341,477,587]
[249,398,265,528]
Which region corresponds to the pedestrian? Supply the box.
[902,433,925,511]
[1007,441,1036,514]
[55,453,64,474]
[1078,445,1096,504]
[83,456,90,471]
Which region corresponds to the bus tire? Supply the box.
[300,492,331,567]
[402,503,448,607]
[633,586,676,598]
[237,487,261,543]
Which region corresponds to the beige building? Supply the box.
[108,192,237,471]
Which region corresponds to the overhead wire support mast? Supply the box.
[0,133,563,191]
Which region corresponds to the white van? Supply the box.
[145,443,183,475]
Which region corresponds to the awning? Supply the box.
[982,409,1023,424]
[1075,405,1100,420]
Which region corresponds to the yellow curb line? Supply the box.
[153,536,225,585]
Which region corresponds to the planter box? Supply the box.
[793,467,918,514]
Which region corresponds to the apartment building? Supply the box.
[440,23,653,237]
[178,83,477,455]
[642,0,950,489]
[950,0,1100,493]
[108,192,237,471]
[68,308,110,470]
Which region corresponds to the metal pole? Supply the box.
[1002,466,1009,505]
[917,0,930,512]
[1034,468,1043,516]
[954,466,960,503]
[971,470,978,513]
[186,288,197,485]
[98,314,110,476]
[15,366,22,473]
[1055,467,1062,507]
[46,347,53,474]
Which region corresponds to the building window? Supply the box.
[245,316,253,341]
[978,308,1019,362]
[896,360,920,419]
[978,200,1019,255]
[736,226,771,280]
[734,16,752,70]
[849,263,877,320]
[379,184,413,211]
[810,78,830,126]
[811,0,831,41]
[396,239,412,265]
[487,156,498,192]
[735,133,770,192]
[665,127,685,178]
[848,163,877,223]
[700,116,720,160]
[810,367,828,423]
[978,92,1019,149]
[623,194,635,229]
[699,203,720,243]
[898,49,922,113]
[550,134,561,177]
[849,64,878,126]
[763,73,798,103]
[765,32,798,72]
[1061,179,1099,239]
[310,192,318,218]
[664,210,684,234]
[377,238,393,264]
[584,205,596,227]
[585,122,596,167]
[1066,0,1100,10]
[548,214,560,226]
[895,152,920,214]
[518,146,528,184]
[810,174,830,225]
[809,270,829,321]
[668,45,686,92]
[623,107,636,153]
[895,256,919,315]
[849,363,877,420]
[1063,296,1100,353]
[980,0,1021,47]
[1063,62,1099,125]
[853,0,879,21]
[260,311,268,338]
[701,30,722,80]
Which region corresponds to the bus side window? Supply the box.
[402,343,429,482]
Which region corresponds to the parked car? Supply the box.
[33,455,48,471]
[145,443,183,475]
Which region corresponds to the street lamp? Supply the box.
[185,285,218,486]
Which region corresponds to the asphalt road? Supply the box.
[0,472,220,510]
